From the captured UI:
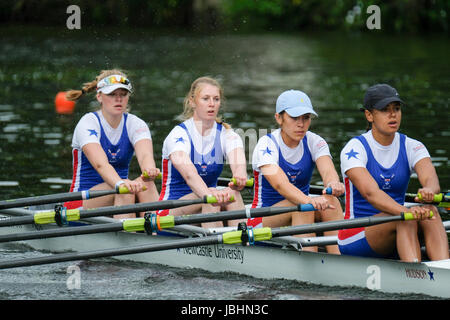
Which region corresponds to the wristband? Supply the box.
[115,180,125,192]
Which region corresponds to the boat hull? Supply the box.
[0,215,449,299]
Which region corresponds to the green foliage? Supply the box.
[0,0,448,33]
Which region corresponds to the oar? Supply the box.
[0,210,427,270]
[0,204,315,244]
[148,171,255,188]
[0,195,229,228]
[0,185,133,210]
[415,192,450,208]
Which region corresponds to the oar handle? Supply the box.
[417,193,446,203]
[116,185,147,194]
[402,211,434,220]
[143,171,162,180]
[230,178,254,187]
[204,195,235,203]
[148,172,254,189]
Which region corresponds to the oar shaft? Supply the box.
[173,204,315,225]
[0,234,222,270]
[0,188,131,210]
[78,198,206,219]
[0,223,124,243]
[0,196,213,228]
[0,215,34,227]
[271,214,404,238]
[0,204,316,243]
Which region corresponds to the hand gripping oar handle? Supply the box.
[230,178,254,187]
[147,172,255,188]
[417,192,449,203]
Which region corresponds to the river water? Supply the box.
[0,26,448,301]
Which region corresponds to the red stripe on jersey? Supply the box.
[69,149,79,192]
[344,177,351,220]
[251,170,259,209]
[158,159,169,201]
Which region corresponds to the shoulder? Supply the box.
[306,131,328,147]
[164,124,189,144]
[126,113,149,129]
[76,112,98,125]
[74,113,99,133]
[340,137,365,158]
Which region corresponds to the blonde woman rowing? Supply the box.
[158,77,247,228]
[66,69,160,218]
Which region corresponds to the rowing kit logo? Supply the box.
[177,244,245,264]
[197,162,210,177]
[379,173,395,190]
[108,148,121,163]
[286,170,302,183]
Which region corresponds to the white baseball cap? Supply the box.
[276,90,318,117]
[97,75,133,94]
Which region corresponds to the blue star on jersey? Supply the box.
[345,148,359,160]
[261,147,273,156]
[88,129,98,137]
[175,137,185,143]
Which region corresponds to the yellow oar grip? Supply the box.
[403,211,434,221]
[222,228,272,244]
[122,216,175,233]
[33,209,80,225]
[230,178,254,187]
[118,185,147,194]
[417,193,443,203]
[142,171,162,180]
[205,195,235,203]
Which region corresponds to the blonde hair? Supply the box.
[65,69,129,101]
[179,76,231,129]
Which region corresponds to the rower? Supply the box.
[338,83,449,262]
[247,90,345,254]
[156,76,248,228]
[65,69,160,217]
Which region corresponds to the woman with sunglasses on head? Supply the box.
[338,84,448,262]
[65,69,160,218]
[248,90,344,254]
[157,76,248,228]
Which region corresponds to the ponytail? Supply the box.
[65,69,128,101]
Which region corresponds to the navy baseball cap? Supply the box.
[361,84,404,111]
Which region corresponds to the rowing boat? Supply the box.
[0,205,449,299]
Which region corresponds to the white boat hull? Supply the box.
[1,212,449,299]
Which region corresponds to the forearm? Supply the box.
[262,165,310,204]
[228,149,247,179]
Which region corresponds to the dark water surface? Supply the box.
[0,27,448,300]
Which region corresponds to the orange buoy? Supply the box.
[55,91,75,114]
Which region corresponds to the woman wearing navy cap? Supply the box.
[248,90,344,254]
[338,84,448,261]
[66,69,160,217]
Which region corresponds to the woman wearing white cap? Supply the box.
[248,90,344,254]
[338,84,448,261]
[65,69,160,217]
